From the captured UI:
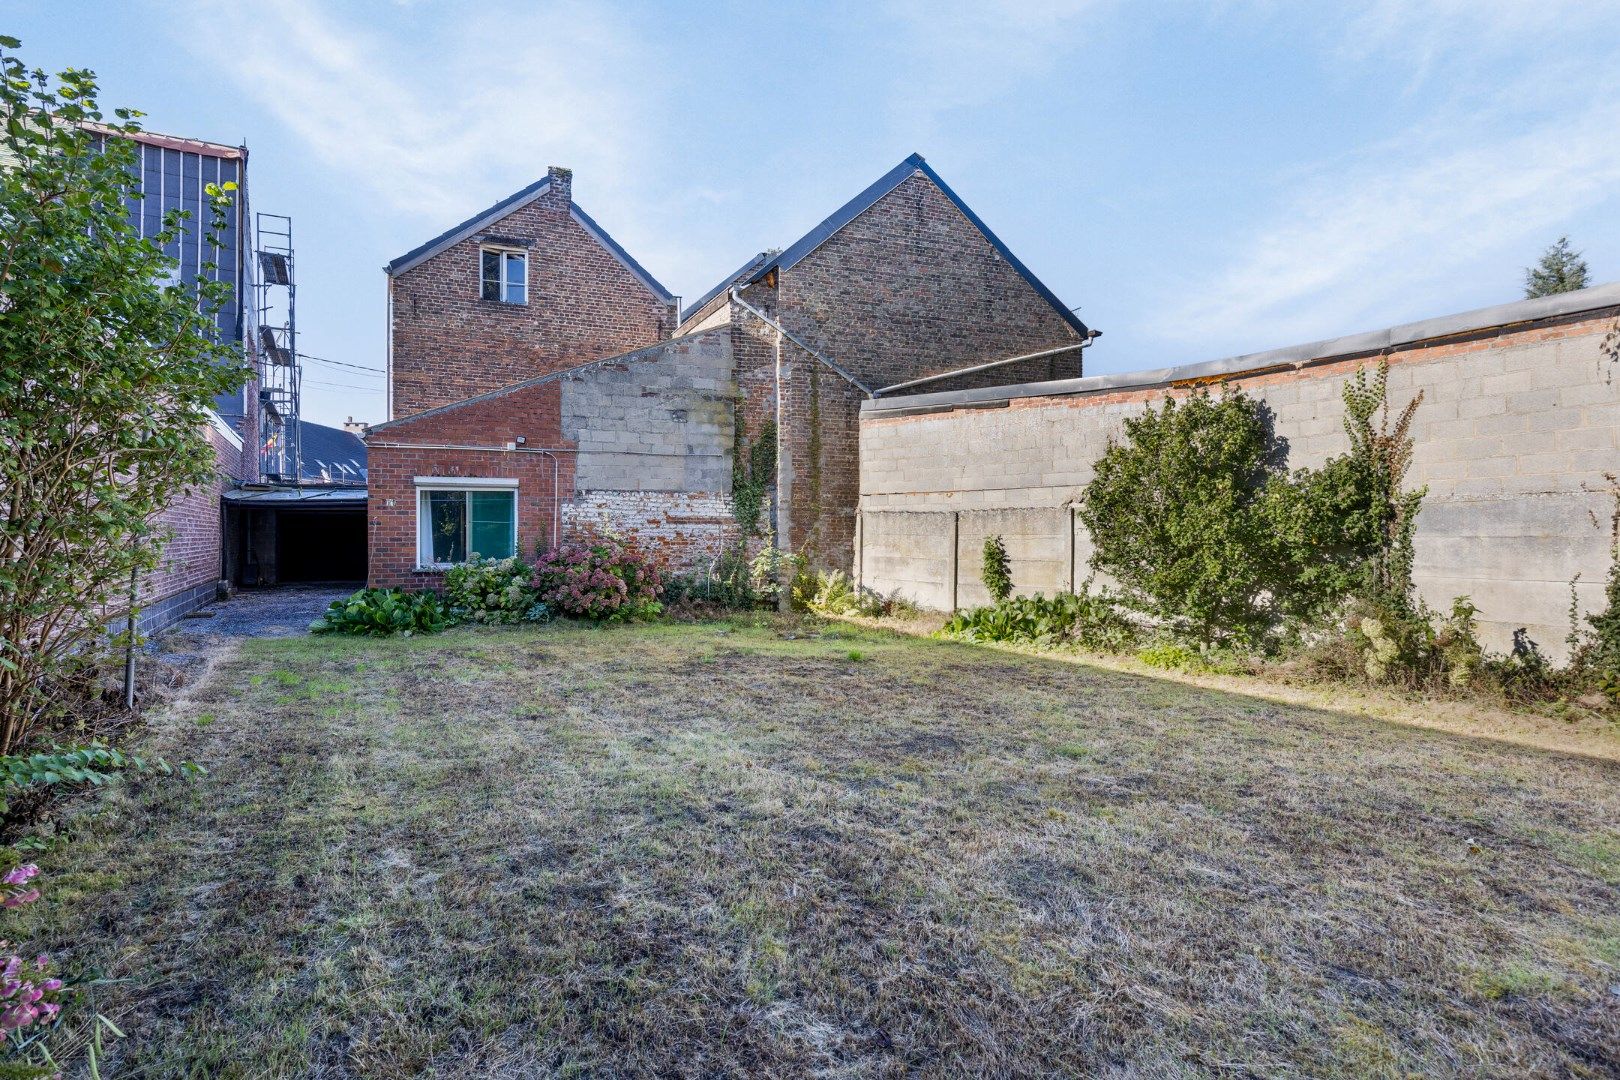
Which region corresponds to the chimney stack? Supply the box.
[343,416,369,436]
[547,165,573,204]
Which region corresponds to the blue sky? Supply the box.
[12,1,1620,427]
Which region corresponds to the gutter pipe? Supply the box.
[728,288,874,396]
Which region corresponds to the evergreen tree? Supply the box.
[1523,236,1590,298]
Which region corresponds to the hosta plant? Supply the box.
[310,589,451,637]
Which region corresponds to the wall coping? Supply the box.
[863,281,1620,416]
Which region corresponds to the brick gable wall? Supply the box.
[388,179,674,419]
[736,171,1085,570]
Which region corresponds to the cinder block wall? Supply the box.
[859,305,1620,659]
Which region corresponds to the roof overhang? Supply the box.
[386,179,552,276]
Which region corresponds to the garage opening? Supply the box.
[224,488,368,588]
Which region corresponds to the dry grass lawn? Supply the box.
[21,618,1620,1077]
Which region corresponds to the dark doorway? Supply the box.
[275,508,367,584]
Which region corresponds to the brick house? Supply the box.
[680,152,1094,569]
[384,166,679,418]
[366,153,1091,584]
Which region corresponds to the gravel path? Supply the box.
[159,586,352,641]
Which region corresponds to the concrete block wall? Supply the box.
[562,329,734,494]
[858,303,1620,659]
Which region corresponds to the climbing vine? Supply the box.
[731,411,776,537]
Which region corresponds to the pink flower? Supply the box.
[1,866,38,887]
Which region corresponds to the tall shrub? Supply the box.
[981,535,1013,603]
[0,41,243,750]
[1079,389,1285,643]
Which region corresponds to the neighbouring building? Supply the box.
[855,284,1620,659]
[383,165,679,418]
[96,126,264,631]
[367,153,1093,585]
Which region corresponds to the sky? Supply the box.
[11,0,1620,428]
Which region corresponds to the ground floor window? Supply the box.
[415,482,517,567]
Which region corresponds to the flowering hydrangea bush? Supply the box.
[0,864,65,1057]
[533,535,665,622]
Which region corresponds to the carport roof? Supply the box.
[224,486,368,505]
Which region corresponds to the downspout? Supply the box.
[728,288,873,396]
[774,323,791,612]
[538,449,561,550]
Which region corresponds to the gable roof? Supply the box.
[743,152,1090,336]
[680,251,773,324]
[385,178,674,304]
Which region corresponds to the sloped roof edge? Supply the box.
[386,177,552,276]
[746,153,1090,336]
[569,204,674,304]
[680,251,771,324]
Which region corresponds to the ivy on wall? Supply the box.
[731,411,776,537]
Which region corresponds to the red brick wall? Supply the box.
[365,381,575,589]
[141,419,249,620]
[736,171,1085,569]
[388,174,673,418]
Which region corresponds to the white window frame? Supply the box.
[480,245,528,305]
[413,478,519,569]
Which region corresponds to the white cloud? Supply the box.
[180,0,651,219]
[1159,0,1620,347]
[1163,101,1620,345]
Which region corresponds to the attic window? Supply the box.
[480,247,527,304]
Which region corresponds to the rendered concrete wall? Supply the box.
[859,308,1620,659]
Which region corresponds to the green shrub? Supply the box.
[0,742,197,815]
[798,569,908,618]
[666,545,758,610]
[534,535,664,622]
[310,588,450,637]
[981,535,1013,604]
[941,590,1137,650]
[1080,389,1288,644]
[443,555,540,625]
[1080,364,1425,648]
[1137,641,1203,672]
[747,543,807,608]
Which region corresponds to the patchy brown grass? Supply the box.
[20,617,1620,1077]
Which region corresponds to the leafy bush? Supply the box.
[310,588,451,637]
[534,535,664,621]
[0,743,194,815]
[747,543,808,609]
[666,546,758,610]
[981,535,1013,603]
[941,590,1138,650]
[1575,476,1620,704]
[797,569,910,618]
[1080,389,1288,644]
[443,556,540,625]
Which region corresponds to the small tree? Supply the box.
[1523,236,1590,298]
[0,39,244,750]
[1080,389,1285,643]
[981,535,1012,603]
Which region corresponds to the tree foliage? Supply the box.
[0,39,244,750]
[1079,389,1286,643]
[1080,363,1424,646]
[1523,236,1590,298]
